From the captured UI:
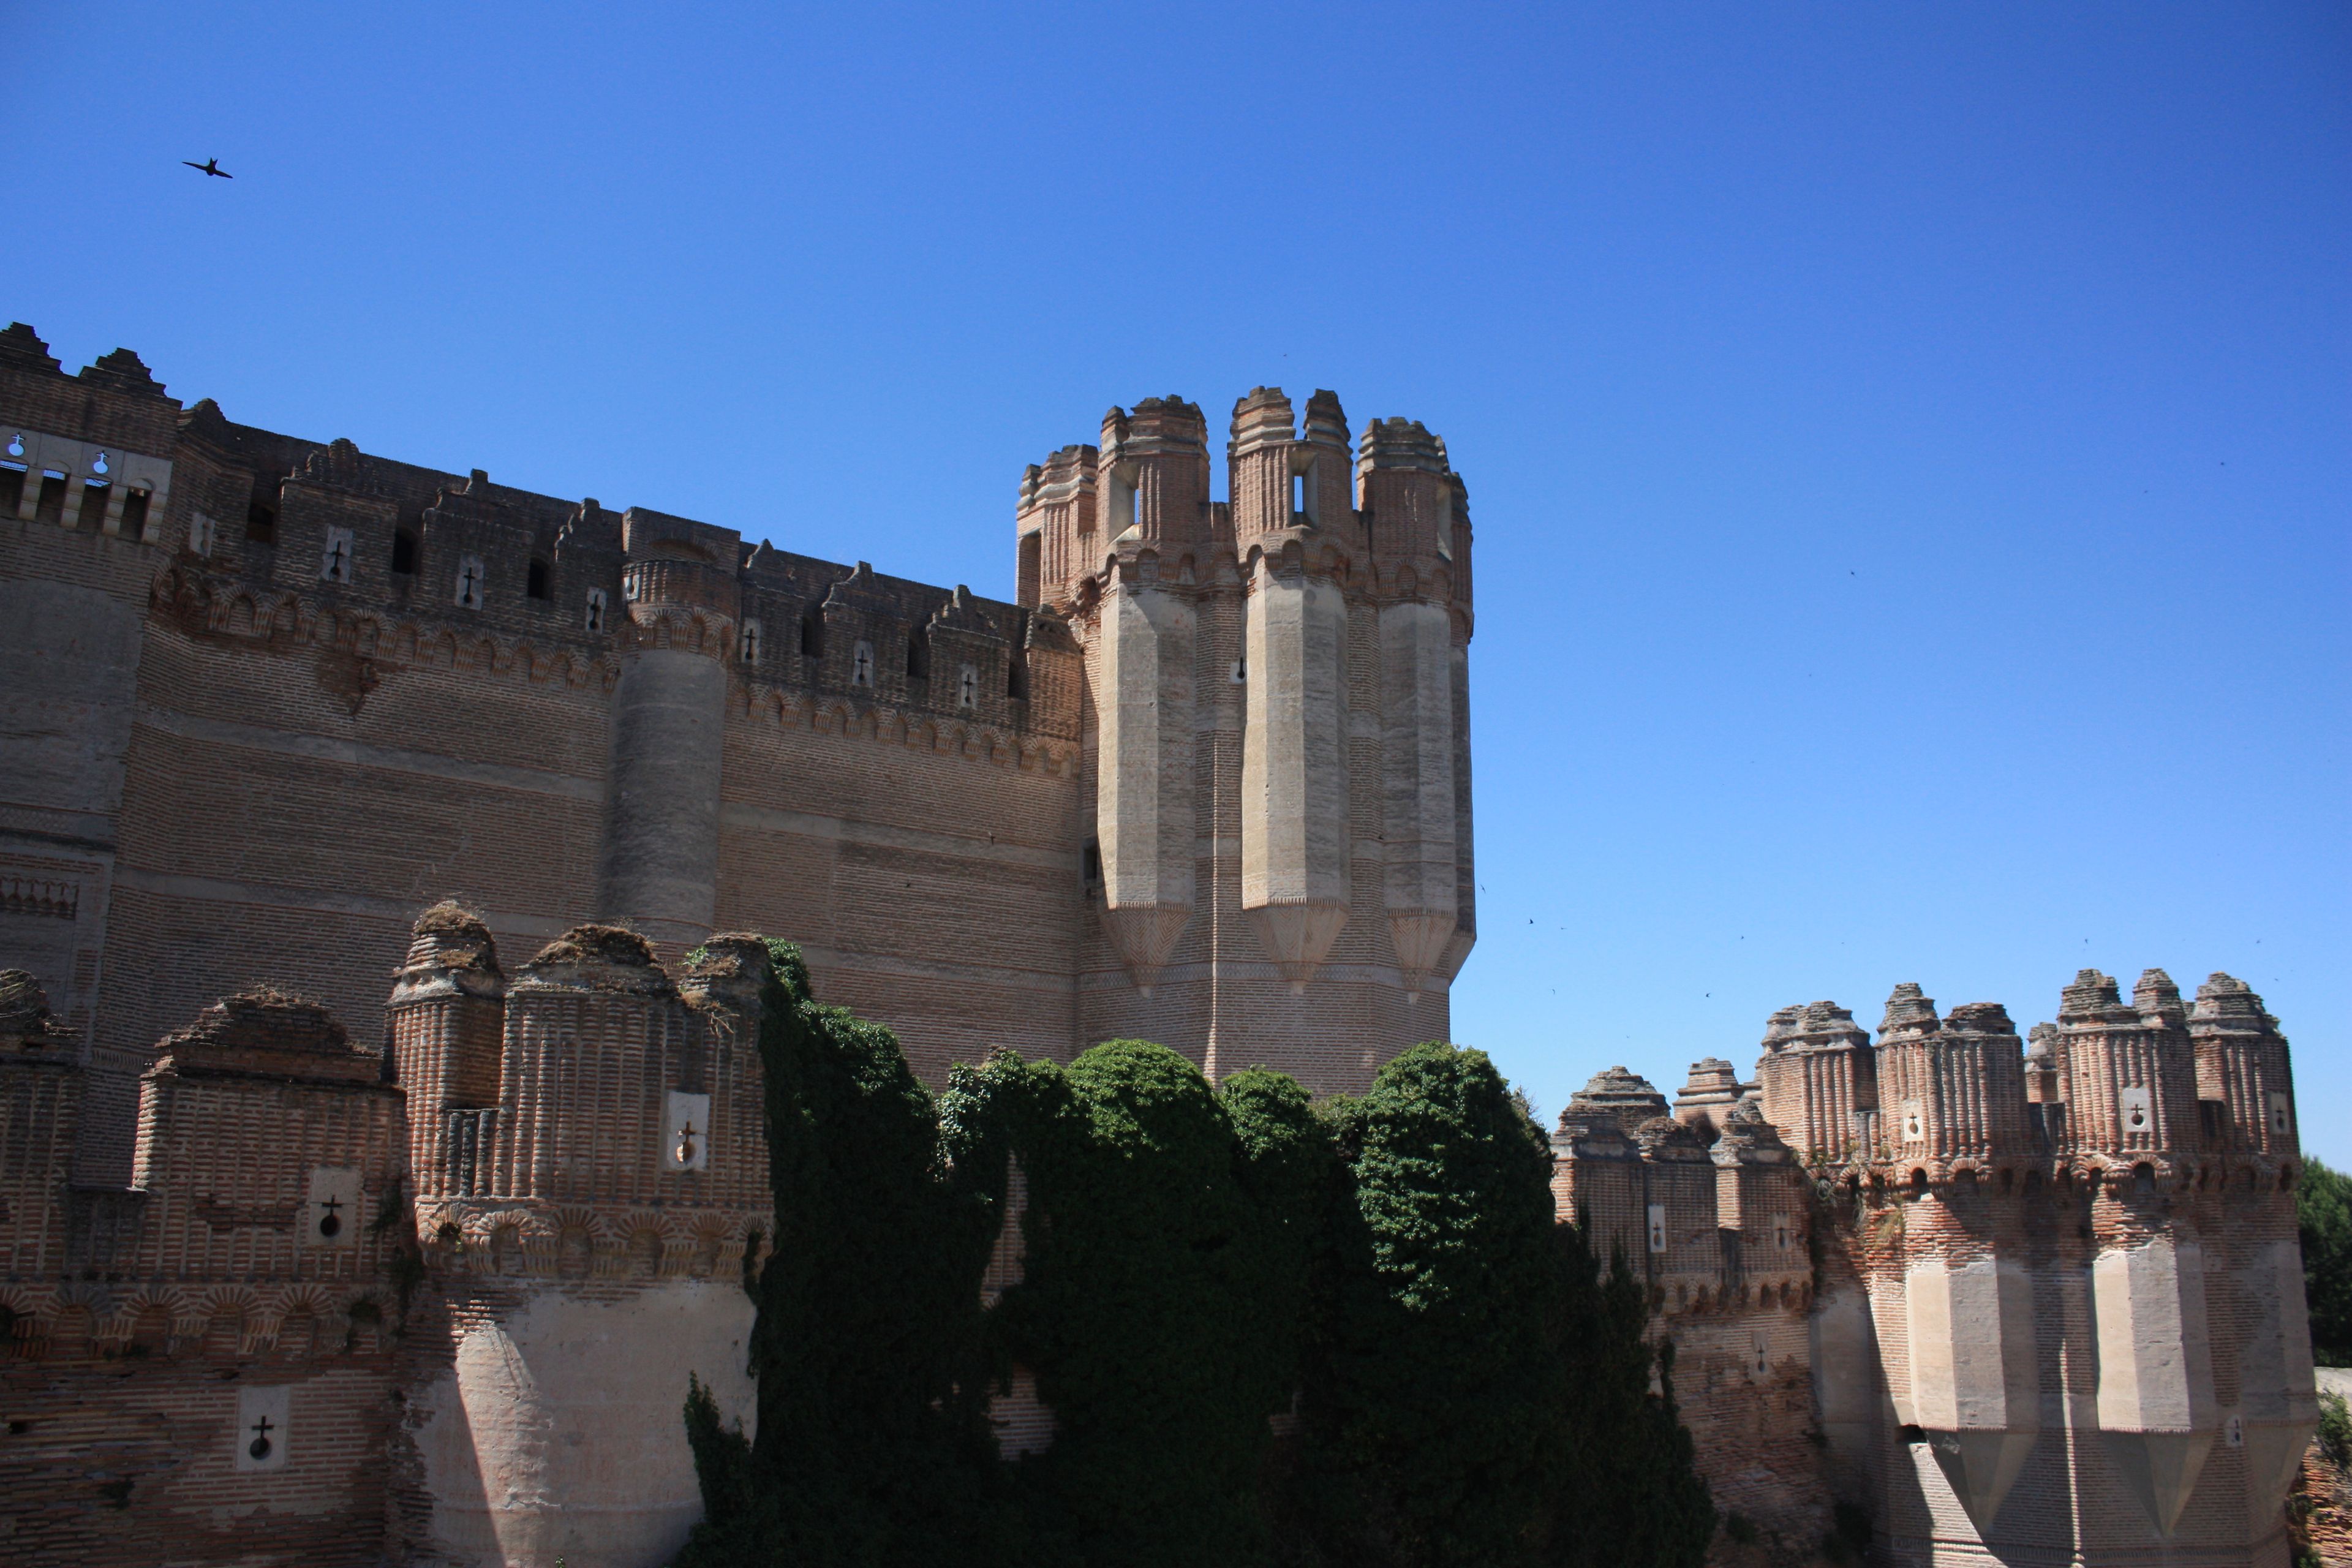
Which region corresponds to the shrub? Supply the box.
[680,965,1713,1568]
[2318,1390,2351,1472]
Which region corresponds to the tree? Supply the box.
[1297,1041,1572,1567]
[954,1041,1329,1568]
[2302,1157,2352,1366]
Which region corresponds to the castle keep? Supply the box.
[0,325,2315,1566]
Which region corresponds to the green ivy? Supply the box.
[936,1042,1327,1568]
[680,961,1709,1568]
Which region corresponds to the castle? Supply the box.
[0,324,2315,1565]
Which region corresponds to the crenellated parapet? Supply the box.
[1583,964,2314,1564]
[391,918,772,1270]
[1013,384,1477,1087]
[1551,1066,1811,1318]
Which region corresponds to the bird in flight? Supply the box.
[183,158,233,179]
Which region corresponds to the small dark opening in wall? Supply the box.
[2132,1163,2156,1195]
[1007,648,1028,699]
[246,497,277,543]
[391,529,418,575]
[36,472,68,525]
[906,629,930,680]
[79,480,109,527]
[1898,1425,1925,1446]
[799,609,823,658]
[1909,1169,1929,1199]
[120,488,150,540]
[527,559,551,600]
[1082,839,1102,887]
[0,462,23,518]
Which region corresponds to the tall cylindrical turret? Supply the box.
[599,512,736,946]
[2059,968,2199,1164]
[1099,398,1210,552]
[1019,444,1098,611]
[1231,390,1354,987]
[1874,987,2030,1172]
[2190,971,2297,1159]
[1755,1002,1877,1164]
[385,902,505,1200]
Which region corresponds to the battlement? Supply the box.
[0,322,1069,741]
[1754,967,2297,1184]
[1017,384,1474,619]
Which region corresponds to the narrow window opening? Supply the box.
[244,481,279,543]
[391,529,419,575]
[1909,1169,1929,1199]
[120,488,150,540]
[584,587,608,631]
[799,609,823,658]
[526,559,551,600]
[1082,839,1102,887]
[906,629,930,679]
[36,472,69,526]
[740,619,762,664]
[1292,472,1307,518]
[78,480,110,528]
[0,462,23,518]
[1007,647,1028,700]
[2132,1163,2155,1195]
[1127,481,1140,532]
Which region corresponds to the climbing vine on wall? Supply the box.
[680,956,1710,1568]
[939,1042,1330,1567]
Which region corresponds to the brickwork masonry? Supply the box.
[1558,970,2318,1568]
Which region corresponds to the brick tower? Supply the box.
[386,910,773,1568]
[1020,388,1477,1093]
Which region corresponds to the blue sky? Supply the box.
[13,2,2348,1157]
